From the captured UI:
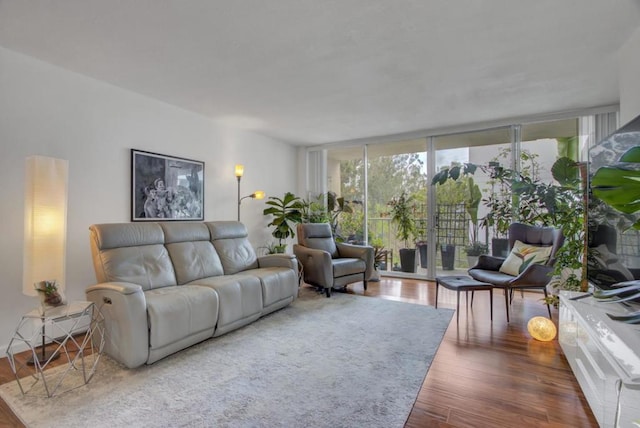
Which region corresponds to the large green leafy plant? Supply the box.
[263,192,304,249]
[388,191,417,248]
[591,146,640,229]
[434,155,586,296]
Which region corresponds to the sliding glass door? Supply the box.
[305,112,610,281]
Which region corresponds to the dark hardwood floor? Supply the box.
[0,278,596,427]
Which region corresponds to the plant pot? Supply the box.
[370,268,381,282]
[467,255,479,268]
[492,238,509,258]
[399,248,417,273]
[441,244,456,270]
[416,242,428,268]
[275,245,286,254]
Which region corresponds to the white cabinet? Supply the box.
[559,291,640,428]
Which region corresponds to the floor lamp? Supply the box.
[23,155,68,365]
[235,164,265,221]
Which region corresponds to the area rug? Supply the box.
[0,288,453,428]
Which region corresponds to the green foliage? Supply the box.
[388,191,417,248]
[440,149,585,293]
[342,154,427,217]
[263,192,304,246]
[464,241,489,256]
[591,147,640,229]
[260,242,286,254]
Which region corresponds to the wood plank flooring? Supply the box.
[0,278,596,427]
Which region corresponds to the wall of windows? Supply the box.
[305,111,617,279]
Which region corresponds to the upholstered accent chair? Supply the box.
[468,223,565,322]
[293,223,374,297]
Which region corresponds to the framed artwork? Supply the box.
[131,149,204,221]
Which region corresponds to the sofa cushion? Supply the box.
[161,223,224,284]
[145,285,219,350]
[97,245,177,291]
[89,223,177,287]
[499,240,552,276]
[166,241,224,284]
[207,222,259,274]
[243,267,297,308]
[188,274,263,335]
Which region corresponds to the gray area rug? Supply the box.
[0,288,453,428]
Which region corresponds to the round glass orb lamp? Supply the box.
[527,316,557,341]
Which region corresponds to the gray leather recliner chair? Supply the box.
[468,222,564,322]
[294,223,374,297]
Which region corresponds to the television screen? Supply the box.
[587,115,640,291]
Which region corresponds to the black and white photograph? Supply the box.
[131,149,204,221]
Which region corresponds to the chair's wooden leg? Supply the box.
[471,290,475,308]
[435,280,440,308]
[325,287,331,298]
[504,288,510,323]
[489,288,493,322]
[363,279,367,291]
[543,288,552,319]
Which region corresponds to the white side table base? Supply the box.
[6,301,105,397]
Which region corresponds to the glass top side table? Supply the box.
[6,301,105,397]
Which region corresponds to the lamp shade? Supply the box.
[254,190,265,200]
[23,156,68,297]
[234,164,244,178]
[527,316,557,341]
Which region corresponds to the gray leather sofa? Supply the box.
[86,221,298,368]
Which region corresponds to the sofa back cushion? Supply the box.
[206,221,258,274]
[89,223,177,290]
[160,222,224,284]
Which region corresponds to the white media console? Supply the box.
[559,291,640,427]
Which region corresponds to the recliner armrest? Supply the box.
[293,244,333,289]
[336,242,374,280]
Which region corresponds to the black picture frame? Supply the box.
[131,149,204,221]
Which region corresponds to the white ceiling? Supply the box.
[1,1,639,146]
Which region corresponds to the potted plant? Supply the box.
[388,192,418,273]
[464,241,489,267]
[34,280,65,308]
[263,192,304,252]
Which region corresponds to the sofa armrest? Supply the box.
[258,254,297,271]
[293,244,333,288]
[85,282,149,368]
[472,254,506,271]
[336,242,374,280]
[258,254,300,278]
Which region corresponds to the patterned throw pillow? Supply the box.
[499,240,552,276]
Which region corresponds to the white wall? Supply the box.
[0,47,298,354]
[620,25,640,124]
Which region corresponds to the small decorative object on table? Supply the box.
[34,280,66,310]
